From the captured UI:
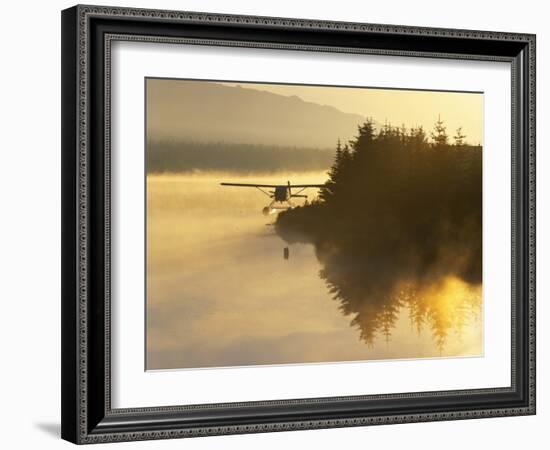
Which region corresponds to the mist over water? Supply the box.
[146,172,482,370]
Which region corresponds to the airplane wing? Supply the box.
[220,183,279,188]
[221,182,325,199]
[221,183,325,188]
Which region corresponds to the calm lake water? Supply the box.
[146,172,482,370]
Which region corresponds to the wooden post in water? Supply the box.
[283,247,289,260]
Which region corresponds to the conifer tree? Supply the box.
[353,118,376,144]
[330,138,343,181]
[431,115,448,146]
[453,127,467,146]
[349,118,376,161]
[409,126,427,149]
[320,139,344,202]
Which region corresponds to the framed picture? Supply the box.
[61,4,536,444]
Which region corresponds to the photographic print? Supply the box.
[61,8,536,442]
[145,78,483,370]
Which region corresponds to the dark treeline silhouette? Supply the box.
[276,118,482,350]
[147,140,335,174]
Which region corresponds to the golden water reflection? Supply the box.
[146,173,482,370]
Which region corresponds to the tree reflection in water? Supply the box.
[320,255,481,350]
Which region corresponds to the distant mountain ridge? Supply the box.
[147,80,366,148]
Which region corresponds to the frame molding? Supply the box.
[61,4,536,444]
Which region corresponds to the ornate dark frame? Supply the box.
[61,4,536,445]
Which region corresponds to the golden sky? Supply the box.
[222,81,483,145]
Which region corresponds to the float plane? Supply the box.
[220,181,324,215]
